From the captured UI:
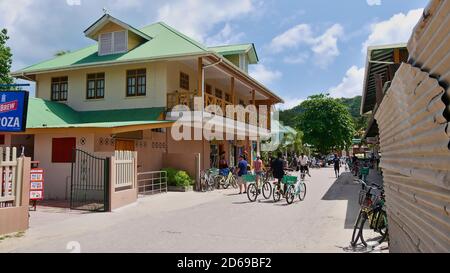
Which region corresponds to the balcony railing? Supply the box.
[166,91,267,127]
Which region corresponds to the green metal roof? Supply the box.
[14,22,209,75]
[26,98,168,129]
[209,43,259,64]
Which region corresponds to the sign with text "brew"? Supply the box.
[0,91,29,132]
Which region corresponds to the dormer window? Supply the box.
[99,30,128,56]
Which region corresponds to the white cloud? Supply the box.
[269,23,343,68]
[366,0,381,6]
[249,64,282,86]
[329,66,365,98]
[362,8,423,52]
[311,24,343,68]
[205,23,245,46]
[283,52,309,64]
[157,0,254,44]
[278,98,304,110]
[269,24,313,53]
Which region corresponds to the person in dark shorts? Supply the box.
[333,154,340,178]
[271,152,286,195]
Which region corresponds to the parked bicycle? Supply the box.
[214,167,238,189]
[351,179,388,247]
[200,168,219,191]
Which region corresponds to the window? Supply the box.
[0,134,4,145]
[99,30,128,56]
[180,72,189,90]
[225,93,231,102]
[51,76,68,101]
[215,88,223,99]
[239,99,245,106]
[126,69,146,97]
[86,73,105,99]
[52,137,76,163]
[205,84,212,94]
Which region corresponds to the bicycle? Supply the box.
[245,173,272,202]
[351,180,388,247]
[214,167,238,189]
[200,168,219,191]
[285,174,307,205]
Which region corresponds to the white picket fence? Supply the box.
[113,151,137,190]
[0,147,24,208]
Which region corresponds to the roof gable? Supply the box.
[209,43,259,64]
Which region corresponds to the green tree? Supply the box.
[0,28,13,85]
[298,94,355,155]
[54,50,71,57]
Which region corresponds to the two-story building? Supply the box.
[4,14,283,199]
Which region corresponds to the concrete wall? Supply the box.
[35,61,167,111]
[0,157,31,236]
[374,0,450,253]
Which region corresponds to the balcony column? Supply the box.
[230,77,235,105]
[197,57,203,97]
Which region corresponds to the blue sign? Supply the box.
[0,91,29,132]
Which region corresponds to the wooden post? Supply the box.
[231,77,235,105]
[252,90,255,105]
[267,103,272,130]
[197,57,203,97]
[393,48,400,64]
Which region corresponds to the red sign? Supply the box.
[0,100,18,113]
[30,168,44,201]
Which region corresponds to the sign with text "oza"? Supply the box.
[0,91,29,132]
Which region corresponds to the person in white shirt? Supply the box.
[298,153,311,177]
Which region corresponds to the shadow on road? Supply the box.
[321,172,362,229]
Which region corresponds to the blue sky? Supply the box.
[0,0,429,109]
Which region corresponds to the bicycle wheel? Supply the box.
[286,185,295,204]
[215,175,226,189]
[351,210,368,247]
[298,182,306,201]
[230,175,238,189]
[262,182,272,200]
[375,210,389,243]
[247,184,258,202]
[358,189,366,206]
[273,184,281,202]
[207,177,215,191]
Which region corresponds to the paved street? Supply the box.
[0,167,387,253]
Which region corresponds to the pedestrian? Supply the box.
[237,155,248,194]
[333,153,340,178]
[271,152,286,195]
[219,152,229,176]
[253,154,264,191]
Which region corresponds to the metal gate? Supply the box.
[70,149,110,212]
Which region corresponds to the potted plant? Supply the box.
[162,168,194,192]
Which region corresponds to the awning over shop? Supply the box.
[23,98,173,133]
[361,44,408,115]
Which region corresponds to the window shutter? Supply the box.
[113,31,127,53]
[99,32,113,55]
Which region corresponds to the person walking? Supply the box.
[237,155,248,194]
[333,154,340,178]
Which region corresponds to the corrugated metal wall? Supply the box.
[374,0,450,253]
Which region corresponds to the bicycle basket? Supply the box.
[360,167,370,175]
[282,175,298,185]
[242,174,256,183]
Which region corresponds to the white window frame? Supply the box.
[98,30,128,56]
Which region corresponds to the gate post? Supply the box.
[104,157,111,212]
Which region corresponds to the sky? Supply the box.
[0,0,429,109]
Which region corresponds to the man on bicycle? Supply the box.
[299,153,310,177]
[271,152,286,195]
